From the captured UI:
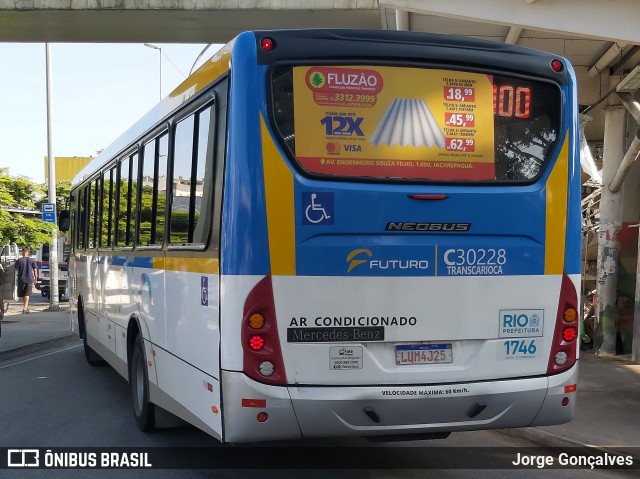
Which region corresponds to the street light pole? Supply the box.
[144,43,162,101]
[45,43,60,311]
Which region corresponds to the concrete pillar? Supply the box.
[596,77,626,356]
[634,241,640,363]
[395,10,409,31]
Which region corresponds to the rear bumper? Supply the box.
[221,363,578,443]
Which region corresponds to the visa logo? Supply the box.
[343,144,362,152]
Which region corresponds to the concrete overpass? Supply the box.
[3,0,640,359]
[0,1,380,42]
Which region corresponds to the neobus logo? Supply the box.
[346,249,430,273]
[386,222,471,232]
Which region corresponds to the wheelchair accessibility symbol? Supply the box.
[302,192,334,225]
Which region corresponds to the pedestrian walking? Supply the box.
[15,246,38,314]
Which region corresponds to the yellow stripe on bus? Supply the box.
[153,257,219,274]
[261,115,296,276]
[169,43,232,99]
[544,133,569,275]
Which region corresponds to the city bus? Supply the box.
[64,29,580,443]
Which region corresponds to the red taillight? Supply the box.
[562,327,577,343]
[551,59,564,72]
[241,275,287,385]
[260,37,274,51]
[547,274,579,375]
[249,335,265,351]
[407,194,449,200]
[257,412,269,423]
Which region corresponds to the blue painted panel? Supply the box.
[221,32,271,276]
[294,177,547,277]
[563,61,582,276]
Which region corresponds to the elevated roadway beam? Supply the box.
[0,1,380,42]
[382,0,640,44]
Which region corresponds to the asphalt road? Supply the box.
[0,344,636,479]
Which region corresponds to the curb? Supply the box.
[0,333,80,363]
[499,426,640,461]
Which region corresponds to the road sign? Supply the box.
[42,203,56,223]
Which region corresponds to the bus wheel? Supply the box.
[131,334,155,431]
[79,300,105,367]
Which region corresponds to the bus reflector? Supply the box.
[564,384,577,393]
[547,274,578,375]
[242,275,287,385]
[242,399,267,408]
[257,412,269,423]
[561,397,570,407]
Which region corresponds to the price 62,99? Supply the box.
[445,138,475,152]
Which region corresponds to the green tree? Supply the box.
[0,168,54,248]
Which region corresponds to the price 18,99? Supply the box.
[445,138,475,152]
[444,86,475,102]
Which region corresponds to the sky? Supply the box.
[0,42,221,183]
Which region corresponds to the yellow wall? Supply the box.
[43,156,94,182]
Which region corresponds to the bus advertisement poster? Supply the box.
[292,65,496,181]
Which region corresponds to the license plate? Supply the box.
[395,344,453,365]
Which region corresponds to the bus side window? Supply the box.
[171,115,194,245]
[78,187,86,250]
[140,139,157,246]
[139,132,169,246]
[90,177,101,250]
[101,169,113,248]
[170,103,215,247]
[129,154,139,246]
[157,135,169,244]
[115,153,138,248]
[192,106,214,244]
[116,156,130,246]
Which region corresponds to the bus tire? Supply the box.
[131,334,155,432]
[79,299,106,367]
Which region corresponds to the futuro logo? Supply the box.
[346,249,372,273]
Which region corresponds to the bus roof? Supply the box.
[72,28,569,187]
[71,39,234,186]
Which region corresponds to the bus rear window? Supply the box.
[270,65,561,182]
